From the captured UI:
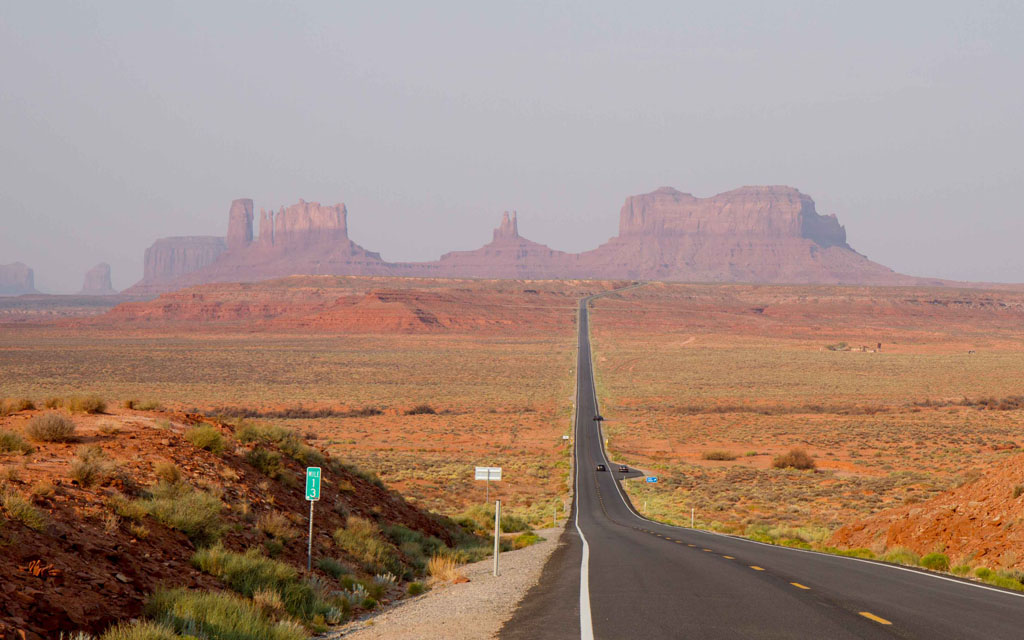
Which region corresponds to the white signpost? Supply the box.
[305,467,321,571]
[475,466,502,502]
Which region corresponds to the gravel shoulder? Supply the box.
[320,523,567,640]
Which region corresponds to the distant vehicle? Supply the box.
[618,465,629,473]
[596,464,607,472]
[592,415,604,422]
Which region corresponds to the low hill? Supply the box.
[0,401,484,638]
[830,451,1024,571]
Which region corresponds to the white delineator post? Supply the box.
[493,500,501,577]
[307,501,315,571]
[691,507,695,528]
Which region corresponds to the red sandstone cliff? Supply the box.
[126,186,937,295]
[79,262,116,295]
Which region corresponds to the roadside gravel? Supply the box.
[320,523,567,640]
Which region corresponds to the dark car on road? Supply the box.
[618,464,629,473]
[596,464,606,471]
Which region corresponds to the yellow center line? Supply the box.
[687,544,696,547]
[675,541,684,544]
[702,548,713,552]
[859,612,892,625]
[750,566,765,571]
[722,556,735,560]
[790,582,810,590]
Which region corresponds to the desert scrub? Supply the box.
[407,581,428,596]
[70,445,115,487]
[458,504,531,533]
[1,491,47,531]
[772,448,816,470]
[882,547,921,567]
[67,394,107,414]
[185,424,227,455]
[99,620,180,640]
[333,515,404,575]
[0,398,34,416]
[316,557,350,579]
[146,587,307,640]
[139,481,223,545]
[974,567,1024,591]
[26,412,77,442]
[0,430,34,455]
[702,450,738,461]
[237,422,323,466]
[920,552,950,572]
[405,404,437,415]
[382,523,444,572]
[426,554,464,582]
[512,531,543,549]
[246,447,283,479]
[123,399,162,411]
[153,461,181,484]
[191,545,336,621]
[258,511,298,541]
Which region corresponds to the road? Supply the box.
[502,293,1024,639]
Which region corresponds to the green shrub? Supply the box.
[191,546,332,621]
[124,399,162,411]
[26,413,77,442]
[0,430,34,455]
[702,450,738,461]
[772,448,816,470]
[146,588,307,640]
[108,492,147,521]
[154,461,181,484]
[1014,485,1024,499]
[264,539,285,558]
[70,445,115,488]
[99,619,180,640]
[140,482,223,545]
[407,581,427,596]
[404,404,436,415]
[236,423,323,466]
[333,516,404,575]
[316,557,350,579]
[458,504,531,534]
[67,395,107,414]
[1,492,47,531]
[882,547,921,567]
[920,553,950,572]
[258,511,298,541]
[512,531,543,549]
[185,425,226,455]
[951,564,972,576]
[246,447,282,478]
[43,397,62,409]
[973,567,1024,591]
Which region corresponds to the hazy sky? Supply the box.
[2,1,1022,292]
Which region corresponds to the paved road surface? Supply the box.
[502,292,1024,639]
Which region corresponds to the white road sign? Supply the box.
[475,466,502,481]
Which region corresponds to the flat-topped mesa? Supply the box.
[492,211,520,242]
[618,186,849,249]
[0,262,36,295]
[226,198,254,250]
[272,200,348,247]
[142,237,227,283]
[80,262,116,295]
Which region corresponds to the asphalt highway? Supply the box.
[502,293,1024,639]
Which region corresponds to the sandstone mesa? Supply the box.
[125,187,938,295]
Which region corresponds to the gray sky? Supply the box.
[2,1,1022,292]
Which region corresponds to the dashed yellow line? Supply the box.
[859,612,892,625]
[750,566,765,571]
[790,582,810,590]
[722,555,735,560]
[687,544,696,548]
[702,548,713,552]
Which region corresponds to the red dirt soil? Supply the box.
[830,453,1024,570]
[0,409,454,638]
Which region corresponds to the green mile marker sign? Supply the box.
[306,467,321,501]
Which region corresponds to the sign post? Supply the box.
[305,466,321,571]
[475,466,502,503]
[493,500,501,577]
[645,476,658,484]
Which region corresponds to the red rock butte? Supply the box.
[125,186,938,296]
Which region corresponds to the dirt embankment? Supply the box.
[831,452,1024,569]
[0,407,455,638]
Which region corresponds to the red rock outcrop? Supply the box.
[226,198,254,250]
[126,187,939,296]
[0,262,36,295]
[830,452,1024,570]
[79,262,116,295]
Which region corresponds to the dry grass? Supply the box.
[26,412,77,442]
[772,448,816,470]
[426,554,464,583]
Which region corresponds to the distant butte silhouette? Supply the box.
[124,187,938,296]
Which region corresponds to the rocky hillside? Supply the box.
[0,401,477,638]
[125,186,938,295]
[831,451,1024,571]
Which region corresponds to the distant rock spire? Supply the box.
[80,262,116,295]
[226,198,254,250]
[493,211,519,242]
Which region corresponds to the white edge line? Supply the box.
[575,299,594,640]
[581,294,1024,604]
